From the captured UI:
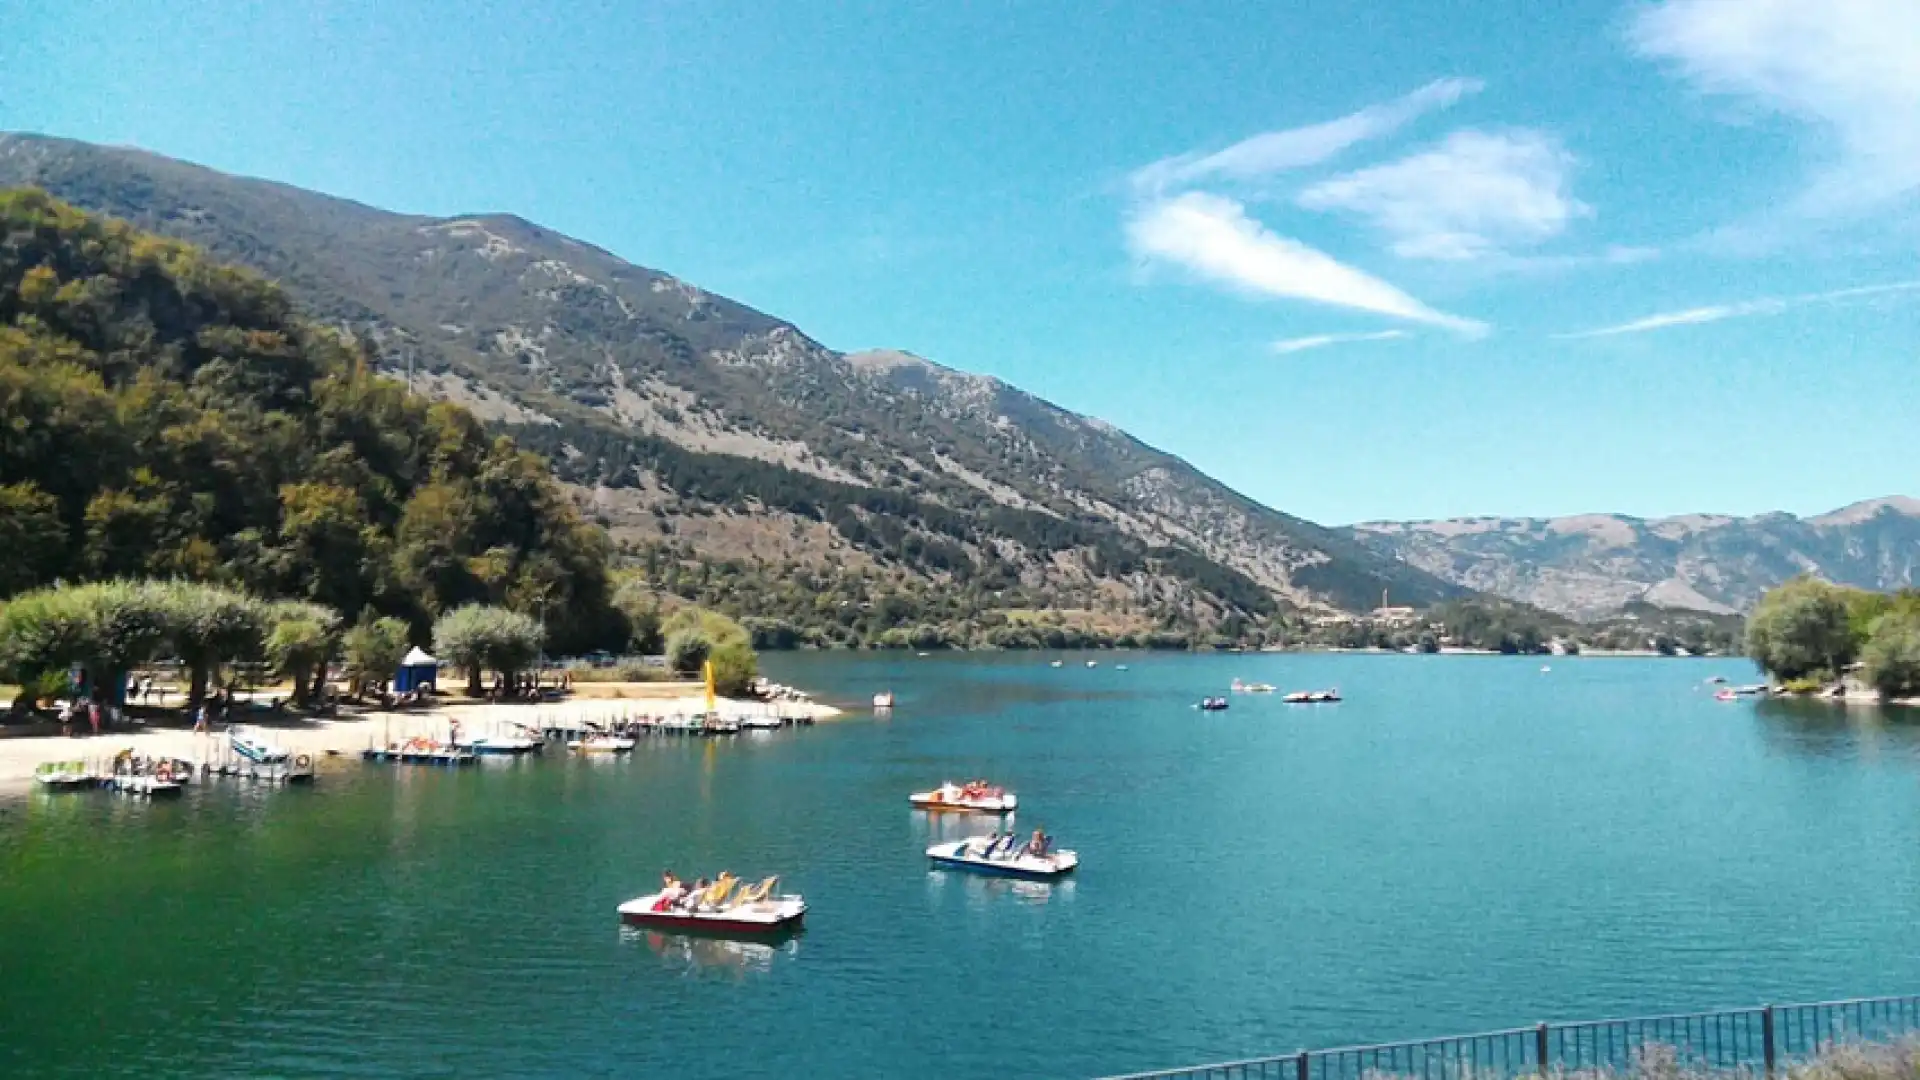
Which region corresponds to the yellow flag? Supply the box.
[703,659,716,713]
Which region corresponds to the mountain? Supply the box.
[0,132,1466,640]
[1347,497,1920,619]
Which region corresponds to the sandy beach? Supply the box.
[0,688,842,787]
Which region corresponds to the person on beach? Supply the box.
[88,700,101,737]
[192,701,208,734]
[59,699,74,738]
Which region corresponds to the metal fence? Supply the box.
[1097,995,1920,1080]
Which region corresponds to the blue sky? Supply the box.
[5,0,1916,524]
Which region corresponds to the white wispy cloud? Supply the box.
[1125,192,1489,335]
[1559,278,1920,338]
[1130,78,1482,194]
[1296,129,1593,261]
[1631,0,1920,220]
[1271,330,1411,355]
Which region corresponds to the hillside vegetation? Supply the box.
[0,188,620,650]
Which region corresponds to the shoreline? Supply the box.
[0,691,842,789]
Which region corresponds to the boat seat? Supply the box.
[703,876,739,910]
[732,876,778,906]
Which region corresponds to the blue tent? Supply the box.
[394,647,439,693]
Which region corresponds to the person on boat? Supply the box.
[1025,828,1049,857]
[677,877,710,912]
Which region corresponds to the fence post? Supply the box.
[1537,1023,1552,1076]
[1296,1050,1309,1080]
[1763,1005,1777,1078]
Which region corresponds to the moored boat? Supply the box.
[570,734,636,754]
[1282,688,1342,703]
[461,734,543,756]
[739,715,784,731]
[33,761,96,790]
[926,837,1078,880]
[618,877,805,938]
[873,691,895,709]
[909,781,1017,813]
[229,726,290,765]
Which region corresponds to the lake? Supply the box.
[5,652,1920,1079]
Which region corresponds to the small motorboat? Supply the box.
[1283,689,1342,703]
[927,838,1078,880]
[618,877,805,937]
[1715,689,1738,701]
[1198,696,1229,711]
[1733,684,1769,697]
[1231,679,1276,693]
[33,761,96,790]
[460,731,543,756]
[110,773,184,798]
[873,691,895,709]
[1049,661,1063,668]
[1706,676,1728,685]
[910,782,1017,813]
[703,715,741,735]
[1086,661,1098,668]
[229,726,290,765]
[739,715,784,731]
[570,734,637,754]
[1116,665,1129,671]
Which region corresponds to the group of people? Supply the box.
[955,779,1004,799]
[972,828,1054,860]
[57,698,112,738]
[652,870,739,913]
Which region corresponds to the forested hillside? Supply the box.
[0,189,621,650]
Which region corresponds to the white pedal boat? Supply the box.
[617,892,806,937]
[926,838,1078,879]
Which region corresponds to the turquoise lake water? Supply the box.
[5,652,1920,1078]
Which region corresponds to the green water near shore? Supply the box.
[5,652,1920,1079]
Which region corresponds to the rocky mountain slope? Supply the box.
[0,132,1464,632]
[1347,497,1920,619]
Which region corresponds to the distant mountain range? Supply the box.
[8,132,1909,628]
[0,132,1462,633]
[1346,497,1920,618]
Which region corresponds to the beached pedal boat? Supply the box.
[926,839,1078,880]
[229,727,290,765]
[617,892,807,937]
[909,785,1018,813]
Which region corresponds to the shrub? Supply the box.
[665,628,714,676]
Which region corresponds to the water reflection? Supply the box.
[1752,698,1920,762]
[620,926,799,978]
[914,810,1012,845]
[924,868,1073,906]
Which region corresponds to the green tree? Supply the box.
[0,481,67,596]
[342,613,410,698]
[1861,609,1920,700]
[1747,577,1858,682]
[665,628,714,676]
[708,640,757,696]
[151,582,269,706]
[265,600,342,705]
[431,603,544,696]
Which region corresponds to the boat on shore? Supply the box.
[229,726,290,765]
[1283,688,1342,703]
[910,782,1017,813]
[618,877,805,937]
[926,837,1078,880]
[33,761,97,790]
